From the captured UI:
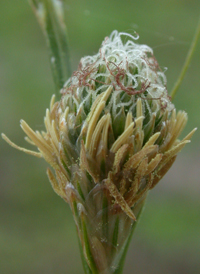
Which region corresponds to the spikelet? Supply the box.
[2,31,196,274]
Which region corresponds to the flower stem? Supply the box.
[78,235,93,274]
[113,197,146,274]
[29,0,71,95]
[170,16,200,100]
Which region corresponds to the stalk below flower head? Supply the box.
[2,30,196,273]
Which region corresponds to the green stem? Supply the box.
[72,201,92,274]
[113,198,146,274]
[29,0,71,95]
[81,216,98,274]
[170,16,200,100]
[78,237,93,274]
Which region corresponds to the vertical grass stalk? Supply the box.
[29,0,71,94]
[170,16,200,100]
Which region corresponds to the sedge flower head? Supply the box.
[2,30,196,273]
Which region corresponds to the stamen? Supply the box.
[47,168,66,198]
[124,145,157,171]
[182,127,197,141]
[159,140,190,171]
[50,94,56,111]
[105,173,136,220]
[143,132,160,148]
[101,113,111,150]
[110,122,134,153]
[24,136,35,146]
[1,133,42,158]
[125,112,133,130]
[144,154,162,175]
[85,86,112,150]
[89,115,108,156]
[20,120,54,162]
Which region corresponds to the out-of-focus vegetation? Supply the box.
[0,1,200,273]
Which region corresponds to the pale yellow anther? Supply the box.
[124,145,157,171]
[20,120,54,163]
[182,127,197,142]
[144,154,162,175]
[59,107,69,136]
[159,140,190,171]
[24,136,35,146]
[47,168,66,198]
[136,98,143,117]
[1,133,42,158]
[101,113,111,150]
[89,114,108,156]
[134,116,144,129]
[143,132,160,148]
[63,106,69,121]
[164,111,188,151]
[110,122,134,153]
[136,98,143,129]
[85,86,113,150]
[86,93,104,122]
[105,173,136,220]
[125,112,133,130]
[175,111,188,137]
[169,109,176,134]
[113,144,129,172]
[50,94,56,111]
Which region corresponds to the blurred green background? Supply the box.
[0,1,200,273]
